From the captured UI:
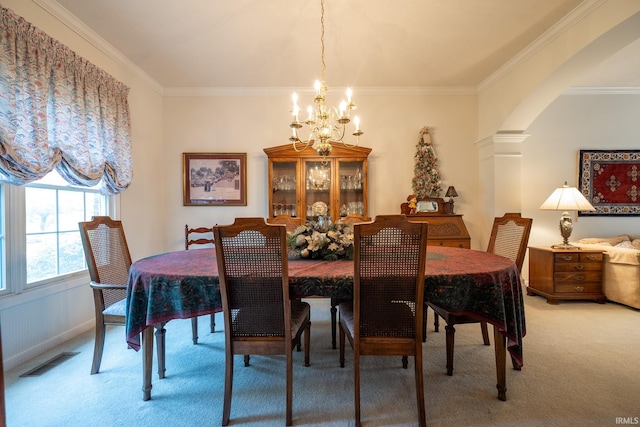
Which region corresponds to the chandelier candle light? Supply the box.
[289,0,363,160]
[539,181,595,249]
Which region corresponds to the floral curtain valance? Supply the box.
[0,6,132,194]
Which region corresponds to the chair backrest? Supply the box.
[354,215,428,339]
[185,224,215,249]
[266,216,302,232]
[336,215,371,225]
[79,216,132,285]
[214,218,290,339]
[486,213,533,272]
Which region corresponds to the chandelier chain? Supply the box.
[320,0,326,82]
[288,0,363,160]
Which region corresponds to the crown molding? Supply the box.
[478,0,607,92]
[162,86,478,97]
[563,86,640,95]
[34,0,164,95]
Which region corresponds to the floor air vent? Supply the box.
[20,352,80,377]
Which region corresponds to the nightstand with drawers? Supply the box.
[527,246,606,304]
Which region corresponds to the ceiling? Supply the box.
[51,0,640,90]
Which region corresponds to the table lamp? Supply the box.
[539,181,595,249]
[444,186,458,214]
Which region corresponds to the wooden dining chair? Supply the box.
[185,224,216,344]
[330,216,371,349]
[79,216,131,374]
[213,217,311,426]
[266,215,302,232]
[426,212,532,375]
[339,215,428,427]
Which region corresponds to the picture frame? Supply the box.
[578,149,640,216]
[417,200,439,213]
[183,153,247,206]
[414,197,445,215]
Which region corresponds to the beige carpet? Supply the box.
[4,292,640,426]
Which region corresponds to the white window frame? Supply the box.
[0,179,117,302]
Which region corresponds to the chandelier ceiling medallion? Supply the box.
[289,0,363,159]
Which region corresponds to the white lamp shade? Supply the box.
[539,182,595,212]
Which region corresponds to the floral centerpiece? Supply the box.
[287,220,354,260]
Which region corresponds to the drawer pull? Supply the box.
[574,264,584,271]
[585,255,598,260]
[574,286,584,292]
[574,275,585,281]
[561,255,573,261]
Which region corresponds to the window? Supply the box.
[0,171,112,294]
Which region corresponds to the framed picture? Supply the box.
[578,149,640,216]
[417,200,439,213]
[183,153,247,206]
[414,197,445,214]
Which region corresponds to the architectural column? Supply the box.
[475,132,529,243]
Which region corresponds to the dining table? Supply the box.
[125,245,525,402]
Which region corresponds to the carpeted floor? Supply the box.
[4,294,640,427]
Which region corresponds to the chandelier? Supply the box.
[289,0,363,159]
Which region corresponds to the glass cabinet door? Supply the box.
[304,161,332,221]
[270,161,298,218]
[338,160,366,219]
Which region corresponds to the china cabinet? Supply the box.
[264,142,371,223]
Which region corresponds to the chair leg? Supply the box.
[434,312,440,332]
[422,305,427,342]
[244,354,250,367]
[222,351,234,426]
[354,351,361,427]
[339,324,346,368]
[210,313,216,333]
[191,317,198,344]
[445,324,455,376]
[154,323,166,379]
[414,350,426,427]
[480,321,490,345]
[91,322,106,374]
[402,355,408,369]
[286,349,293,426]
[304,320,311,367]
[330,298,338,349]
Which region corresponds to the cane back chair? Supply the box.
[339,215,429,427]
[427,212,532,375]
[78,216,132,374]
[213,217,311,426]
[185,224,217,343]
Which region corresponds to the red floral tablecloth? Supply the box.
[126,246,525,365]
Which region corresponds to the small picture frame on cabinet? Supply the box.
[417,200,439,213]
[183,153,247,206]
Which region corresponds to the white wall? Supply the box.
[523,93,640,248]
[163,92,483,251]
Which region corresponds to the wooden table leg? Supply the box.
[493,325,507,401]
[142,326,154,401]
[154,323,166,379]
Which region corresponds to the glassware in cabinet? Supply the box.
[338,160,367,219]
[269,160,298,218]
[264,142,371,223]
[304,161,332,221]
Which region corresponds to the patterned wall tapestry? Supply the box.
[578,150,640,216]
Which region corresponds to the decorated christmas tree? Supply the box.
[412,126,442,199]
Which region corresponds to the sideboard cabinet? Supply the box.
[264,142,372,224]
[406,213,471,248]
